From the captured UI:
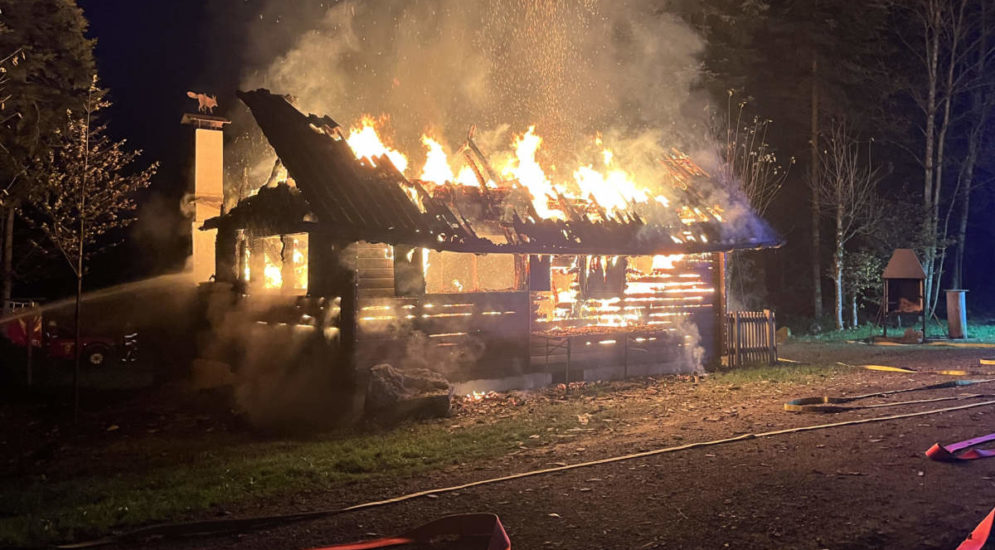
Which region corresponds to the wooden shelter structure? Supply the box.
[881,248,927,339]
[200,89,782,393]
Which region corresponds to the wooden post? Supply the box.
[623,334,629,380]
[772,310,779,363]
[733,311,741,368]
[883,281,888,338]
[393,245,425,296]
[26,320,33,387]
[280,234,294,292]
[765,309,776,365]
[565,337,572,390]
[712,252,726,369]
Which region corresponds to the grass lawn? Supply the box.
[0,399,598,546]
[0,362,844,548]
[800,321,995,343]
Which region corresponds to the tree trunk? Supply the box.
[810,54,823,321]
[928,36,958,316]
[925,0,968,317]
[73,271,82,422]
[851,293,858,329]
[833,204,844,331]
[953,138,977,290]
[1,207,13,313]
[922,3,940,319]
[953,2,989,289]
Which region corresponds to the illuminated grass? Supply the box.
[800,321,995,343]
[0,364,849,547]
[0,401,602,547]
[709,362,842,385]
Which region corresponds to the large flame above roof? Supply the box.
[221,89,781,256]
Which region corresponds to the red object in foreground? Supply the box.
[925,433,995,462]
[308,513,510,550]
[4,315,42,347]
[957,507,995,550]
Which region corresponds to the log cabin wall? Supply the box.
[527,253,718,384]
[216,228,722,391]
[351,241,531,382]
[352,248,719,391]
[353,242,395,298]
[356,292,531,382]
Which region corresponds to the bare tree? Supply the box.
[951,2,995,288]
[718,92,789,217]
[28,78,156,418]
[716,91,791,310]
[0,44,23,314]
[897,0,995,316]
[817,120,883,330]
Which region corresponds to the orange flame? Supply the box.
[419,135,455,185]
[346,116,408,173]
[501,126,563,220]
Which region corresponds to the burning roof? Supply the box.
[210,89,780,255]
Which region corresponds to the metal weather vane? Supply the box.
[186,91,218,114]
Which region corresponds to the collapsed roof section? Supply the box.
[212,89,781,255]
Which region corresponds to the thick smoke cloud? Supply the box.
[234,1,721,192]
[244,1,707,146]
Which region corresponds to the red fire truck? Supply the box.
[3,305,121,367]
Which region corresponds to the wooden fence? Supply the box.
[724,310,777,367]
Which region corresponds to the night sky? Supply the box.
[75,1,256,281]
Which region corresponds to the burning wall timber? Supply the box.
[195,90,778,421]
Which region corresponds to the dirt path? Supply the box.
[124,341,995,550]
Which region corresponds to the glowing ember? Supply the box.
[532,253,712,330]
[263,262,282,289]
[292,236,308,289]
[346,116,408,173]
[464,390,498,402]
[652,254,684,270]
[243,248,251,282]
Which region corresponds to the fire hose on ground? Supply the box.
[59,397,995,549]
[781,359,995,548]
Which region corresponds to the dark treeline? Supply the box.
[675,0,995,330]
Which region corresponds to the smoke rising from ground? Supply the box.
[198,295,357,432]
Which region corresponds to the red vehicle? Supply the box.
[4,313,120,367]
[44,331,118,367]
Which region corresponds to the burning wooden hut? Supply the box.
[201,89,780,394]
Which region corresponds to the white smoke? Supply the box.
[234,1,727,196]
